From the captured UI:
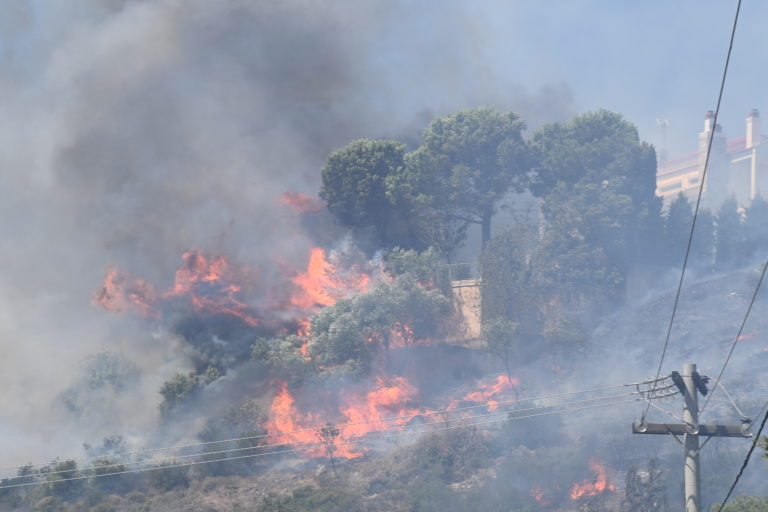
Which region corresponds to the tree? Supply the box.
[531,110,662,290]
[712,495,768,512]
[715,197,744,270]
[158,366,220,418]
[663,192,693,267]
[320,139,417,248]
[308,275,450,372]
[383,247,443,285]
[481,317,520,384]
[691,208,716,271]
[388,107,531,251]
[743,195,768,261]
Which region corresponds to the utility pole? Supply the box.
[633,363,752,512]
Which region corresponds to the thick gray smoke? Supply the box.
[0,0,574,464]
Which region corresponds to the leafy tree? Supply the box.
[320,139,418,248]
[663,192,693,266]
[252,335,316,386]
[308,275,450,372]
[531,110,662,295]
[158,366,220,418]
[45,460,81,500]
[480,216,546,337]
[743,195,768,260]
[388,107,531,251]
[715,197,744,270]
[383,247,443,285]
[482,317,520,383]
[712,495,768,512]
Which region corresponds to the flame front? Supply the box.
[569,460,615,499]
[266,377,423,459]
[290,248,370,309]
[167,250,260,326]
[449,375,520,411]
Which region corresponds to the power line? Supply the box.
[0,376,667,474]
[714,404,768,512]
[0,395,652,490]
[645,0,743,420]
[700,259,768,417]
[2,387,676,481]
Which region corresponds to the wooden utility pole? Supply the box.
[633,363,752,512]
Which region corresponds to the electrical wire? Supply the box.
[1,388,673,481]
[714,404,768,512]
[699,259,768,417]
[645,0,743,422]
[0,395,655,490]
[0,376,668,474]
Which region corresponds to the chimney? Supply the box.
[746,108,761,149]
[703,110,715,132]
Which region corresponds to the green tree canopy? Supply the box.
[388,107,531,251]
[530,110,662,298]
[320,139,418,248]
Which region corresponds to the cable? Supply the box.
[0,377,666,473]
[645,0,743,420]
[714,405,768,512]
[700,259,768,417]
[0,396,647,490]
[2,388,668,481]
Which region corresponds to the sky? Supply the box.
[0,0,765,465]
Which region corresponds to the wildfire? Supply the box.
[265,377,423,459]
[94,249,261,327]
[289,247,370,310]
[569,460,615,499]
[531,486,551,506]
[93,268,158,317]
[280,192,325,213]
[449,375,520,411]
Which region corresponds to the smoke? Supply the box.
[0,0,575,465]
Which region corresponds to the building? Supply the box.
[656,109,768,209]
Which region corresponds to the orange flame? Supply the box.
[167,250,260,326]
[280,192,324,213]
[92,268,158,317]
[531,486,551,506]
[570,460,615,499]
[290,248,370,310]
[94,250,260,327]
[449,375,520,411]
[265,377,423,460]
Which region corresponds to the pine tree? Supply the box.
[743,195,768,262]
[663,192,693,268]
[715,197,744,270]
